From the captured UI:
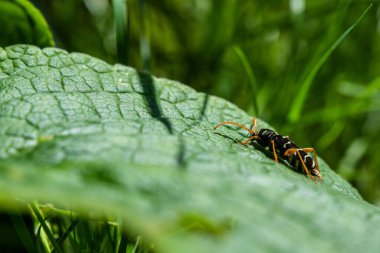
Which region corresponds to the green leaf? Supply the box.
[0,45,380,253]
[0,0,54,47]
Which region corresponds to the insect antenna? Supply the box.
[214,119,260,144]
[214,121,255,134]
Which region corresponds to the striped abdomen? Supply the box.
[256,129,318,177]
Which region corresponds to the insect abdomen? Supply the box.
[286,149,316,174]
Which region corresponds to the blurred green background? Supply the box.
[25,0,380,204]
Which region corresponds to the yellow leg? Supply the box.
[270,140,278,162]
[251,118,258,133]
[284,148,316,182]
[240,135,260,145]
[300,148,321,176]
[295,149,315,181]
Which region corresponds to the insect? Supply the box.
[214,118,322,181]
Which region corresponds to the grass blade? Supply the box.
[31,203,63,253]
[9,212,37,253]
[233,45,259,115]
[288,3,373,122]
[113,0,129,65]
[53,218,79,252]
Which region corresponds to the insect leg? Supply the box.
[284,148,316,182]
[284,148,296,157]
[240,136,260,145]
[251,118,258,133]
[300,148,322,179]
[239,118,261,145]
[270,140,278,162]
[295,149,316,182]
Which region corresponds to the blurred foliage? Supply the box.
[0,0,54,47]
[30,0,380,203]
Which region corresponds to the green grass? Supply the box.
[8,203,151,253]
[288,3,373,122]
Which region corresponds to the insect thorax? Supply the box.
[257,128,277,146]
